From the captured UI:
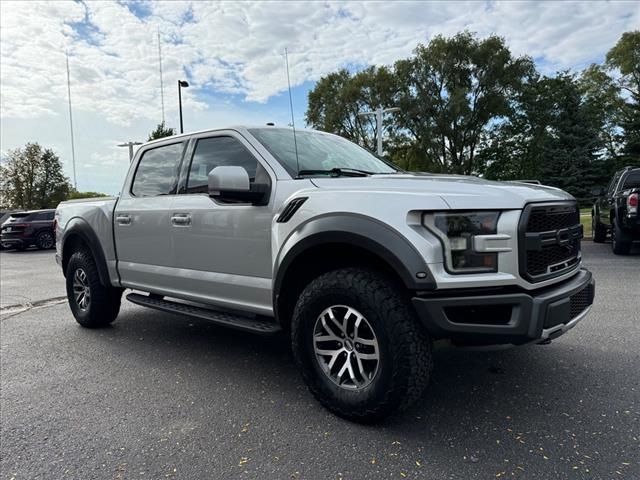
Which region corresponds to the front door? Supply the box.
[169,132,275,315]
[114,140,186,293]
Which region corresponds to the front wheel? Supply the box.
[65,250,122,328]
[592,215,607,243]
[291,268,432,422]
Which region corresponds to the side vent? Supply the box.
[277,197,308,223]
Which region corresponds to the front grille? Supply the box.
[526,208,580,232]
[519,202,582,283]
[526,241,580,276]
[570,283,592,319]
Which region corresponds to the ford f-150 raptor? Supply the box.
[592,166,640,254]
[56,126,595,421]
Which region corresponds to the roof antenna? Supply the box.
[284,47,300,177]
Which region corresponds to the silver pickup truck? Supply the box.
[56,126,595,421]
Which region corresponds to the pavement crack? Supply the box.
[0,296,67,321]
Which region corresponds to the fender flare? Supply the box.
[61,218,111,286]
[273,214,436,315]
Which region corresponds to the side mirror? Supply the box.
[208,166,269,205]
[590,187,605,197]
[208,166,250,195]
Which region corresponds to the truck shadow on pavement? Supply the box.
[98,304,630,439]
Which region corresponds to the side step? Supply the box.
[126,293,281,335]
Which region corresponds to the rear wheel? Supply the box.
[611,219,632,255]
[36,230,55,250]
[65,250,122,327]
[592,215,607,243]
[291,268,432,422]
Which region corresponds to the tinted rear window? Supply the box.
[622,171,640,190]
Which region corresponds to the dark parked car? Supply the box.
[0,209,56,251]
[592,166,640,254]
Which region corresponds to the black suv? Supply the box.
[592,166,640,254]
[0,209,56,251]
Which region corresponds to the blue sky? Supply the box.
[1,0,638,194]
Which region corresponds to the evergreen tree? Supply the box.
[148,121,176,141]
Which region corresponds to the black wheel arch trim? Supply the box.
[61,218,111,286]
[273,213,436,318]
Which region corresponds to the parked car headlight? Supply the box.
[423,211,501,273]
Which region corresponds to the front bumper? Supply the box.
[412,268,595,346]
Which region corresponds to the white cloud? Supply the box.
[0,0,637,192]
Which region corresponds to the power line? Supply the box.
[66,51,77,190]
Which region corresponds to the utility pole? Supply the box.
[157,28,165,124]
[118,142,142,162]
[66,51,77,189]
[357,106,400,156]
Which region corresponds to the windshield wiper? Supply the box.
[297,167,373,178]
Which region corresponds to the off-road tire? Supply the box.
[611,219,632,255]
[36,230,55,250]
[291,268,432,422]
[65,250,122,328]
[592,215,607,243]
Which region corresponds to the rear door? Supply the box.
[168,131,276,315]
[114,140,186,293]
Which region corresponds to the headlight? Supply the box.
[423,211,501,274]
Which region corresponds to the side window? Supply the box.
[131,143,184,197]
[186,137,258,194]
[32,212,52,221]
[607,172,621,195]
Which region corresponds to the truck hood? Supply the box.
[309,174,574,209]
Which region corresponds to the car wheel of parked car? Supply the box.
[611,219,632,255]
[291,268,432,422]
[591,214,607,243]
[36,230,55,250]
[65,250,123,328]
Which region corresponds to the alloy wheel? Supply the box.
[39,232,54,249]
[313,305,380,390]
[72,268,91,311]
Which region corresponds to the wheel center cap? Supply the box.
[344,339,354,352]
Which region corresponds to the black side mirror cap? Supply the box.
[215,183,270,206]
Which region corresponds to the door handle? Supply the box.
[116,214,132,226]
[171,214,191,226]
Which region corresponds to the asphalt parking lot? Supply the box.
[1,242,638,479]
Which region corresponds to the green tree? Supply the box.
[148,121,176,141]
[606,31,640,167]
[391,32,534,174]
[306,66,396,152]
[0,143,72,209]
[67,190,109,200]
[481,74,608,204]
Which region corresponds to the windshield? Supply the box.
[248,128,397,177]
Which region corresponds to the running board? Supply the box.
[126,293,281,335]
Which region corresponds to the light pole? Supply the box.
[178,80,189,134]
[118,141,142,162]
[357,106,400,156]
